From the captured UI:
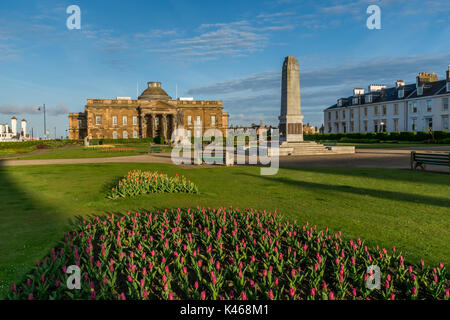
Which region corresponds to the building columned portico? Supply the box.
[69,81,229,140]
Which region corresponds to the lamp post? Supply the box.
[37,104,46,140]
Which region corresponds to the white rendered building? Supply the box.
[0,117,28,141]
[324,67,450,134]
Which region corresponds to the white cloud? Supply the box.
[188,53,450,126]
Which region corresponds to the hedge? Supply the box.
[304,131,450,143]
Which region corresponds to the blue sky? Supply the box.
[0,0,449,138]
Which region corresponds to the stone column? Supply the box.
[162,114,168,139]
[279,56,304,143]
[151,114,156,138]
[171,114,176,141]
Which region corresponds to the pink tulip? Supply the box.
[310,288,315,297]
[201,291,206,300]
[267,290,274,299]
[289,288,295,297]
[241,292,247,300]
[329,291,335,300]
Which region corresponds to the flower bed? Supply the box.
[100,148,136,152]
[9,207,449,300]
[108,170,198,199]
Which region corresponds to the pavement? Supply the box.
[1,146,449,173]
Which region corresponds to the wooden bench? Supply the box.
[201,152,234,166]
[410,151,450,171]
[321,140,337,146]
[149,146,162,153]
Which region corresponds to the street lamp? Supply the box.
[37,104,46,140]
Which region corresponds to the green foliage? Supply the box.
[305,131,450,142]
[8,207,449,300]
[108,170,199,199]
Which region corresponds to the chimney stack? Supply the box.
[353,88,364,96]
[21,119,27,137]
[11,117,17,136]
[395,80,405,88]
[446,65,450,92]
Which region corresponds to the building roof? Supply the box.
[138,81,172,101]
[325,80,448,110]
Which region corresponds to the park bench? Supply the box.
[201,152,234,166]
[320,140,337,146]
[149,146,162,153]
[410,151,450,171]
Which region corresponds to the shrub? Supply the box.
[108,170,198,199]
[8,207,449,300]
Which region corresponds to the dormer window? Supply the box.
[447,82,450,92]
[417,86,423,96]
[398,88,404,99]
[353,97,358,105]
[365,94,372,103]
[337,99,343,107]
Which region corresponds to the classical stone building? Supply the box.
[69,81,229,140]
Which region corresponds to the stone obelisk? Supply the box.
[279,56,304,143]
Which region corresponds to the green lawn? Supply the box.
[0,163,449,298]
[1,143,172,160]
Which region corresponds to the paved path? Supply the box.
[1,147,449,173]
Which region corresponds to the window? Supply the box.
[96,116,102,125]
[155,117,159,126]
[196,116,201,125]
[374,106,378,116]
[364,107,368,117]
[187,116,192,125]
[342,110,345,119]
[335,111,338,120]
[412,102,417,113]
[364,120,368,132]
[123,131,128,139]
[382,105,386,115]
[394,104,399,115]
[351,109,354,119]
[426,100,432,113]
[443,98,449,111]
[411,119,417,131]
[373,120,378,133]
[425,117,433,130]
[78,120,82,128]
[211,115,216,125]
[133,130,138,138]
[443,116,449,130]
[187,130,192,138]
[328,112,331,121]
[394,119,399,132]
[381,119,387,132]
[133,116,138,126]
[112,116,117,126]
[328,124,332,133]
[350,121,354,132]
[123,116,128,125]
[113,131,118,139]
[343,123,347,133]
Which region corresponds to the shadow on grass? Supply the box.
[241,171,450,209]
[279,167,450,187]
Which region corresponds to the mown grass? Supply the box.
[0,163,449,298]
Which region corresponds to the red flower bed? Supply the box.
[8,207,449,300]
[100,148,136,152]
